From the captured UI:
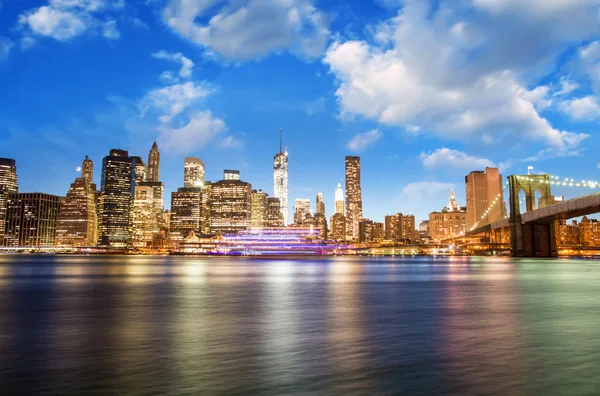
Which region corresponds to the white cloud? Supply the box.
[323,1,594,153]
[420,148,496,170]
[102,20,119,40]
[162,0,330,61]
[559,96,600,120]
[0,37,13,60]
[140,81,213,123]
[220,135,244,149]
[346,129,381,151]
[553,77,579,97]
[152,50,195,79]
[577,40,600,93]
[158,111,226,154]
[19,0,122,42]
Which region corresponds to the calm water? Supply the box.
[0,255,599,395]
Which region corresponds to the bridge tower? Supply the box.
[508,174,557,257]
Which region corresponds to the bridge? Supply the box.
[465,174,600,258]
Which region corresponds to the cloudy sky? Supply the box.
[1,0,600,223]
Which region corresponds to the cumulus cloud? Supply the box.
[18,0,123,41]
[323,0,595,153]
[158,111,226,154]
[346,129,381,151]
[420,148,495,170]
[559,96,600,120]
[140,81,213,123]
[162,0,330,61]
[152,50,195,80]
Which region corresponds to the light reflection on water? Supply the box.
[0,255,599,395]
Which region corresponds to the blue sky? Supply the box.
[1,0,600,223]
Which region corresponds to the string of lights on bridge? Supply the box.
[467,181,510,233]
[516,175,600,188]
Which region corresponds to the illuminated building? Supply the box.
[294,198,311,225]
[98,149,135,247]
[316,192,325,216]
[373,222,384,241]
[209,172,252,235]
[251,190,268,228]
[0,158,18,242]
[419,220,429,233]
[55,157,98,247]
[557,217,600,247]
[131,156,147,184]
[224,169,240,181]
[201,182,212,234]
[429,190,467,242]
[334,182,344,215]
[147,140,160,182]
[170,187,202,241]
[359,218,374,243]
[329,213,346,240]
[345,156,362,240]
[3,193,61,247]
[131,185,155,248]
[313,213,328,239]
[266,197,284,228]
[465,168,505,230]
[273,128,289,225]
[184,157,205,187]
[384,213,416,242]
[138,181,165,232]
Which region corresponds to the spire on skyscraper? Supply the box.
[148,140,161,182]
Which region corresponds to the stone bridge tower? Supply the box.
[508,174,557,257]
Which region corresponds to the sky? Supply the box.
[1,0,600,224]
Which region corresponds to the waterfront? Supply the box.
[0,256,599,395]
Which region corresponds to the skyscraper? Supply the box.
[251,190,268,228]
[316,192,325,216]
[170,187,202,241]
[131,185,155,248]
[429,190,467,242]
[273,128,289,225]
[0,158,18,242]
[329,213,346,240]
[359,218,374,243]
[334,182,344,215]
[3,193,61,247]
[131,156,148,184]
[294,198,311,225]
[266,197,284,228]
[345,156,362,240]
[98,149,135,247]
[210,172,252,235]
[147,140,160,182]
[465,167,505,230]
[384,213,416,242]
[184,157,205,188]
[55,156,98,247]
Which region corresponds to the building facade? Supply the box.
[359,218,374,243]
[384,213,416,242]
[209,176,252,235]
[266,197,284,228]
[0,158,18,242]
[316,193,325,216]
[429,190,467,242]
[170,187,202,241]
[345,156,362,240]
[55,157,98,247]
[184,157,205,188]
[274,153,289,225]
[147,140,160,182]
[334,182,344,215]
[313,213,328,239]
[131,185,155,248]
[465,168,505,230]
[131,156,147,184]
[3,193,61,247]
[98,149,135,247]
[294,198,311,225]
[329,213,346,241]
[251,190,268,229]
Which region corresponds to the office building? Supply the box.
[273,128,289,225]
[224,169,240,181]
[429,190,467,242]
[384,213,416,242]
[334,182,344,215]
[55,157,98,247]
[251,190,268,228]
[3,193,61,247]
[147,140,160,182]
[184,157,205,188]
[373,222,384,241]
[98,149,135,247]
[170,187,202,241]
[465,168,505,230]
[316,192,325,216]
[345,156,362,240]
[138,181,165,232]
[209,173,252,235]
[294,198,311,225]
[266,197,284,228]
[0,158,18,242]
[359,218,374,243]
[131,185,155,248]
[200,182,212,234]
[313,213,328,239]
[131,156,147,184]
[329,213,346,240]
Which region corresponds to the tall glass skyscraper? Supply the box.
[0,158,18,242]
[184,157,205,188]
[98,149,135,247]
[345,156,363,240]
[273,128,288,225]
[147,140,160,182]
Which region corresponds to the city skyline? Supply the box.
[2,1,600,223]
